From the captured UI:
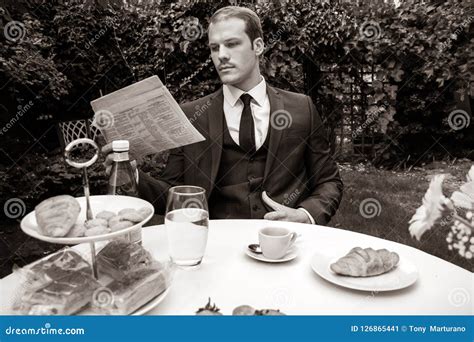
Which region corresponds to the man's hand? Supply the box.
[262,191,311,224]
[101,142,137,177]
[102,142,114,176]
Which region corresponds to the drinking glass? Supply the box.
[165,185,209,267]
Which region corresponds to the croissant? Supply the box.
[35,195,81,237]
[330,247,399,277]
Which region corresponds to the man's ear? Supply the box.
[253,37,265,56]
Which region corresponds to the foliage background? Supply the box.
[1,0,472,158]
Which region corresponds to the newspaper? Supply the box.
[90,75,205,158]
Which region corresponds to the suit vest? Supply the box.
[208,117,270,219]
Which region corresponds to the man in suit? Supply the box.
[105,6,343,225]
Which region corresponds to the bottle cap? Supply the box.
[112,140,129,152]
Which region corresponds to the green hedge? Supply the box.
[0,0,472,165]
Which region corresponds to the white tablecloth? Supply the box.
[1,220,472,315]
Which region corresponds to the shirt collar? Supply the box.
[223,76,267,107]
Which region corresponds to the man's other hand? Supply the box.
[262,191,311,224]
[101,142,137,177]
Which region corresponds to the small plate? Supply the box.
[310,251,418,292]
[245,246,297,263]
[20,195,154,244]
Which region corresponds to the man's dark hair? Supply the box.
[209,6,263,46]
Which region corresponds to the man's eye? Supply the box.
[210,46,219,52]
[227,42,238,48]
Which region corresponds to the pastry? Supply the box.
[330,247,399,277]
[93,267,167,315]
[108,215,121,227]
[96,210,116,221]
[85,218,108,229]
[26,249,91,290]
[96,240,155,279]
[118,208,144,223]
[35,195,80,237]
[66,223,87,237]
[84,225,109,236]
[109,220,134,232]
[138,207,153,219]
[17,271,100,315]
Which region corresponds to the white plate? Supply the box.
[80,288,170,316]
[311,251,418,292]
[245,246,298,263]
[132,288,169,315]
[20,195,154,244]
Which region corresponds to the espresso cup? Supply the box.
[258,227,297,260]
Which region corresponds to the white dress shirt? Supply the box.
[223,77,270,150]
[222,77,315,224]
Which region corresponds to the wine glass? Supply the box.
[164,186,209,267]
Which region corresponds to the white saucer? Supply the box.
[245,246,298,263]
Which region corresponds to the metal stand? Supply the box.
[64,138,100,279]
[89,242,99,279]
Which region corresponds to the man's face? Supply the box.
[208,17,260,87]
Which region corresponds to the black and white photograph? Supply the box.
[0,0,472,340]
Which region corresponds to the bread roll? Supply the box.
[96,210,116,221]
[118,208,143,223]
[35,195,80,237]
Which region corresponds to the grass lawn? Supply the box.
[331,160,473,272]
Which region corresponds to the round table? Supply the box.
[1,220,472,315]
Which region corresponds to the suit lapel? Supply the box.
[204,85,284,192]
[263,85,284,183]
[206,88,224,194]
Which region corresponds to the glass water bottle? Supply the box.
[107,140,141,244]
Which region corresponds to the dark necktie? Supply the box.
[239,93,255,154]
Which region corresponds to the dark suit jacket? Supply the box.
[138,85,343,225]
